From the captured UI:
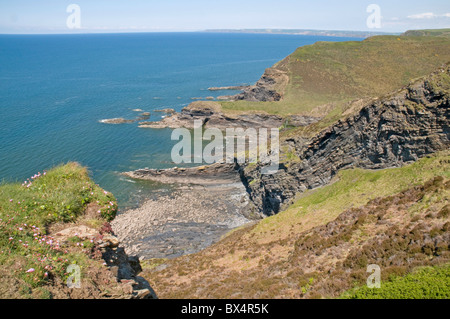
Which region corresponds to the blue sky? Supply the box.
[0,0,449,34]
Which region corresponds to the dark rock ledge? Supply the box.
[138,101,321,130]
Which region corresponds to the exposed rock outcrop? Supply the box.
[208,85,249,91]
[124,162,240,185]
[232,67,289,102]
[100,118,137,124]
[240,64,450,216]
[100,113,150,125]
[154,108,176,115]
[139,101,320,129]
[101,244,158,299]
[51,223,157,299]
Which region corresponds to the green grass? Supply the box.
[0,162,117,226]
[252,151,450,238]
[403,29,450,38]
[0,162,117,295]
[220,32,450,117]
[342,264,450,299]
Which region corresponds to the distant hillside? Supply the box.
[203,29,398,38]
[403,29,450,38]
[220,29,450,121]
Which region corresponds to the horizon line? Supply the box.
[0,27,407,36]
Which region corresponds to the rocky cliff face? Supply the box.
[50,221,158,299]
[139,101,320,130]
[240,64,450,216]
[233,67,289,102]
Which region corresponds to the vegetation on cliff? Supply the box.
[220,32,450,120]
[242,63,450,216]
[0,163,153,299]
[3,29,449,300]
[135,30,450,300]
[142,152,450,299]
[342,264,450,299]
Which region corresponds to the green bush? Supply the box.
[342,264,450,299]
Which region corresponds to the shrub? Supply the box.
[342,264,450,299]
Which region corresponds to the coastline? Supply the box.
[110,59,323,260]
[115,63,450,261]
[202,29,400,38]
[111,181,253,259]
[112,39,450,264]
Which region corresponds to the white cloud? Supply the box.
[407,12,450,19]
[407,12,435,19]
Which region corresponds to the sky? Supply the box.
[0,0,449,34]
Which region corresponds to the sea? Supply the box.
[0,32,361,209]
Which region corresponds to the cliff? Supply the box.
[0,163,157,299]
[145,167,450,298]
[240,64,450,216]
[232,67,289,102]
[133,32,450,300]
[134,64,450,218]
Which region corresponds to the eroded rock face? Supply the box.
[54,225,97,242]
[86,232,158,299]
[100,113,150,125]
[139,101,321,130]
[47,222,157,299]
[124,162,240,185]
[240,65,450,216]
[101,246,158,299]
[233,68,289,102]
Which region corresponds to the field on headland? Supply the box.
[220,32,450,120]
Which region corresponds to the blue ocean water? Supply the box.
[0,32,361,208]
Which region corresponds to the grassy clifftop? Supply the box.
[403,29,450,38]
[220,30,450,117]
[0,163,121,298]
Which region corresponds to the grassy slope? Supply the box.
[0,163,117,298]
[143,152,450,299]
[403,29,450,38]
[256,152,450,242]
[342,263,450,299]
[220,33,450,117]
